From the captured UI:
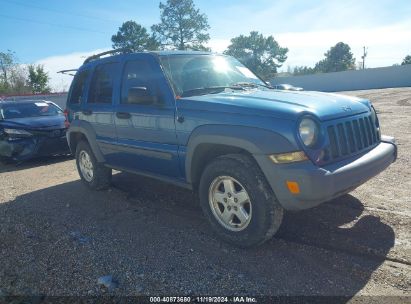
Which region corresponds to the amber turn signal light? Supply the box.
[286,181,300,194]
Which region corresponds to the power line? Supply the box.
[0,0,117,23]
[0,13,106,34]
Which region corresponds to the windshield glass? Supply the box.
[160,55,267,97]
[0,102,62,119]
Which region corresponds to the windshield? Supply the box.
[160,55,267,97]
[0,102,62,119]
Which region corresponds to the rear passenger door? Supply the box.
[82,61,120,164]
[113,54,180,178]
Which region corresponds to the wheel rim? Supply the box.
[208,176,252,232]
[79,150,94,182]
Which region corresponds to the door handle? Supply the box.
[82,109,92,115]
[116,112,131,119]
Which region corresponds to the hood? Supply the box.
[181,89,371,121]
[0,115,66,130]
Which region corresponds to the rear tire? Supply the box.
[75,140,111,190]
[199,154,283,247]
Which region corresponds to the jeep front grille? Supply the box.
[326,114,380,161]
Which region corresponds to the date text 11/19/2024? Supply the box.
[149,296,257,303]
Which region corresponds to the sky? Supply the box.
[1,0,410,91]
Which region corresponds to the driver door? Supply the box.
[112,54,181,178]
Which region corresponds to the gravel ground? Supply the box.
[0,87,410,300]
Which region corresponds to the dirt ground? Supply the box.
[0,87,410,300]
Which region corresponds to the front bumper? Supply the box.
[255,136,397,211]
[0,136,69,162]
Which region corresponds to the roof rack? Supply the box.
[57,69,78,76]
[83,48,130,64]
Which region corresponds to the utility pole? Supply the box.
[361,46,368,69]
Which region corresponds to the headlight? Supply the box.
[299,118,318,147]
[4,128,33,138]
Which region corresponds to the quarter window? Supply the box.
[69,70,89,104]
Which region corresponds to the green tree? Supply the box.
[0,50,16,92]
[112,21,160,52]
[314,59,328,73]
[315,42,355,73]
[10,66,29,94]
[0,50,31,94]
[401,55,411,65]
[152,0,210,50]
[28,64,50,94]
[224,31,288,80]
[293,66,316,76]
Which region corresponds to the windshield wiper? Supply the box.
[231,82,273,89]
[181,86,245,97]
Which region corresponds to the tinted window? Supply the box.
[69,70,89,104]
[0,102,62,119]
[121,60,158,105]
[88,63,118,104]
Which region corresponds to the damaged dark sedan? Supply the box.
[0,100,69,163]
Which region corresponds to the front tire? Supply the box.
[199,154,284,247]
[75,141,111,190]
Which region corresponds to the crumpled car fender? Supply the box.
[0,137,39,161]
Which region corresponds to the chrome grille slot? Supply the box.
[337,123,348,155]
[327,126,339,158]
[345,122,356,153]
[364,117,373,145]
[359,118,369,147]
[353,120,362,150]
[368,116,377,143]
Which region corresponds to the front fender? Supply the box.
[67,120,105,162]
[185,124,297,183]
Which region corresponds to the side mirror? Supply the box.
[128,86,158,105]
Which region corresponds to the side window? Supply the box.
[69,70,89,104]
[121,60,159,105]
[88,63,118,104]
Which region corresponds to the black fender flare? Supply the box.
[185,124,296,183]
[67,120,105,162]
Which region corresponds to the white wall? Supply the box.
[271,65,411,92]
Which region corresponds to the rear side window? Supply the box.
[88,63,118,104]
[121,60,158,105]
[69,70,89,104]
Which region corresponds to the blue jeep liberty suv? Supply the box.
[66,50,397,247]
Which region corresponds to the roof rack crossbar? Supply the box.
[83,48,130,64]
